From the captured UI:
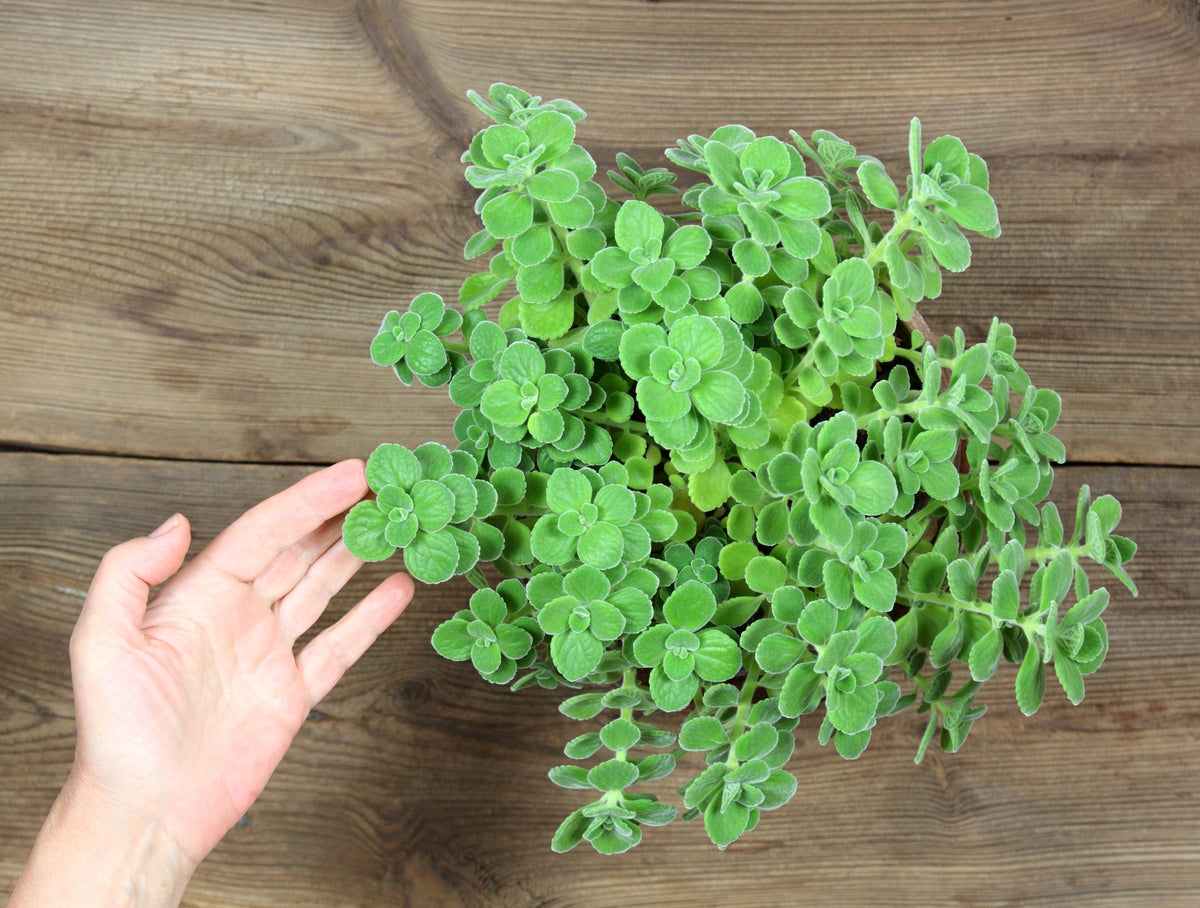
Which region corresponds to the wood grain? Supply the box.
[2,453,1197,906]
[1,0,1197,464]
[2,1,1198,904]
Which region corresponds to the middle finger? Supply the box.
[252,517,344,606]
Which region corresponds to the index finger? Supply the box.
[198,459,369,583]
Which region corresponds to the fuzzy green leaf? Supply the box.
[1015,643,1046,716]
[679,715,728,751]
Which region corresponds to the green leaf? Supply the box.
[845,461,898,515]
[634,755,678,785]
[626,794,677,823]
[633,623,672,667]
[548,764,593,791]
[615,199,664,251]
[921,214,971,272]
[527,167,580,202]
[511,224,556,267]
[1090,493,1123,538]
[991,570,1020,621]
[557,693,606,722]
[588,758,640,792]
[688,459,733,512]
[481,190,534,238]
[1015,642,1046,716]
[664,224,712,269]
[551,630,605,682]
[577,521,624,570]
[680,715,728,751]
[833,728,872,760]
[459,271,510,310]
[704,140,743,191]
[779,662,822,718]
[1055,655,1085,705]
[943,183,999,233]
[1061,588,1110,632]
[430,619,473,661]
[551,808,589,853]
[733,238,772,278]
[495,623,533,660]
[778,216,822,259]
[797,599,837,647]
[756,633,806,673]
[857,159,900,210]
[403,530,461,584]
[649,665,699,711]
[740,135,790,181]
[366,443,421,492]
[664,581,717,631]
[968,628,1003,682]
[411,480,455,532]
[757,770,799,810]
[669,315,726,369]
[924,135,970,181]
[826,683,877,735]
[946,558,978,603]
[856,615,898,660]
[929,614,965,668]
[907,118,923,188]
[694,629,743,681]
[599,718,642,753]
[745,555,786,594]
[908,552,948,595]
[826,257,876,306]
[470,639,502,675]
[704,799,750,850]
[517,260,565,304]
[342,501,395,562]
[771,177,831,220]
[739,203,780,247]
[546,469,592,512]
[756,500,790,547]
[681,765,725,814]
[480,380,531,427]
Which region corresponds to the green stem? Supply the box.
[541,206,599,314]
[865,204,918,268]
[1020,544,1086,565]
[897,589,1013,629]
[490,503,549,518]
[614,667,639,764]
[724,662,761,768]
[902,499,946,554]
[581,409,649,436]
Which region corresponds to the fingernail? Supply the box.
[149,514,181,538]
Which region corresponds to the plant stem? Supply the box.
[580,408,649,436]
[725,662,761,768]
[614,667,639,764]
[864,204,918,268]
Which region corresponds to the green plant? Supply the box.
[344,84,1137,853]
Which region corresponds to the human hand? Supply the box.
[9,460,413,907]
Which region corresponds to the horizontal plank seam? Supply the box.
[2,443,1197,473]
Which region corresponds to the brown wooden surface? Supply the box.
[1,1,1198,905]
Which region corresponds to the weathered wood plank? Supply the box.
[1,454,1196,906]
[1,1,1197,465]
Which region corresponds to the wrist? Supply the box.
[9,768,196,908]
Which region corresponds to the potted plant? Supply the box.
[342,84,1137,854]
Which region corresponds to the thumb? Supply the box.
[76,514,192,645]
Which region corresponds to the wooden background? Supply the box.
[2,1,1197,904]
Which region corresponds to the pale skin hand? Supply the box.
[9,460,414,907]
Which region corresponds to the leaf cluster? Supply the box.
[344,84,1137,853]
